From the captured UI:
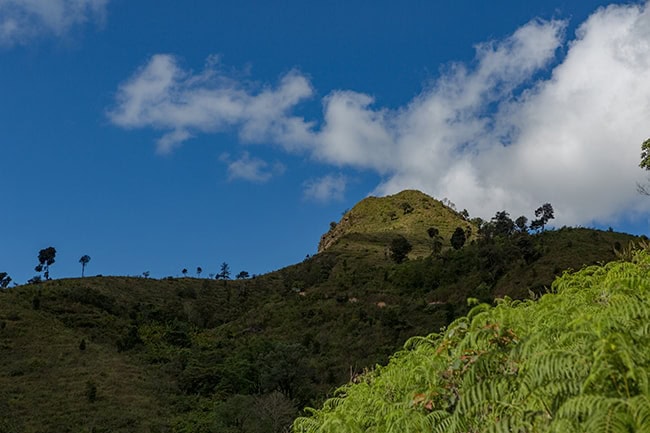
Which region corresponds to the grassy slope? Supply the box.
[0,191,642,432]
[319,190,475,258]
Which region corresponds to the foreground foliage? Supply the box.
[295,251,650,433]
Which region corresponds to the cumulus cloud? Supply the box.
[222,152,285,183]
[303,174,347,203]
[108,54,315,154]
[0,0,108,46]
[110,2,650,223]
[314,4,650,223]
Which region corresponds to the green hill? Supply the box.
[319,190,475,258]
[0,190,642,432]
[294,249,650,433]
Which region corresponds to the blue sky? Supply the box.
[2,0,650,284]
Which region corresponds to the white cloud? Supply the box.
[0,0,108,46]
[223,152,285,183]
[313,4,650,225]
[110,2,650,226]
[303,174,347,203]
[108,54,315,154]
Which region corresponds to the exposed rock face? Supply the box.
[318,214,352,253]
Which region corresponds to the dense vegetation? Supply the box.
[295,249,650,433]
[0,191,641,432]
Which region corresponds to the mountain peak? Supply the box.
[318,190,473,255]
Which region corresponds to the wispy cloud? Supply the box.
[0,0,108,46]
[221,152,285,183]
[303,174,347,203]
[108,54,315,154]
[110,2,650,226]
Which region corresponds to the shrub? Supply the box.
[295,251,650,433]
[389,236,412,264]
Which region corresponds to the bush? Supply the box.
[295,251,650,433]
[389,236,412,264]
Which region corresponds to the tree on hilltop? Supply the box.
[79,255,91,277]
[514,216,528,233]
[0,272,11,288]
[491,211,515,237]
[530,203,554,232]
[35,247,56,280]
[217,262,231,280]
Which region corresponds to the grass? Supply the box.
[0,190,643,432]
[320,190,475,258]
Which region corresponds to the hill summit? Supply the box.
[318,190,474,257]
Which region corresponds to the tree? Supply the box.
[450,227,466,250]
[0,272,11,288]
[182,268,188,277]
[389,235,412,264]
[491,211,515,237]
[640,138,650,170]
[217,262,231,280]
[79,255,91,277]
[514,216,528,233]
[236,270,250,279]
[530,203,554,232]
[35,247,56,280]
[638,138,650,194]
[196,266,202,278]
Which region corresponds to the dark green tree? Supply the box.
[218,262,231,280]
[79,255,91,277]
[196,266,202,277]
[530,203,554,232]
[450,227,466,250]
[514,216,528,233]
[35,247,56,280]
[236,270,250,279]
[389,235,412,264]
[0,272,11,288]
[491,211,515,237]
[182,268,188,277]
